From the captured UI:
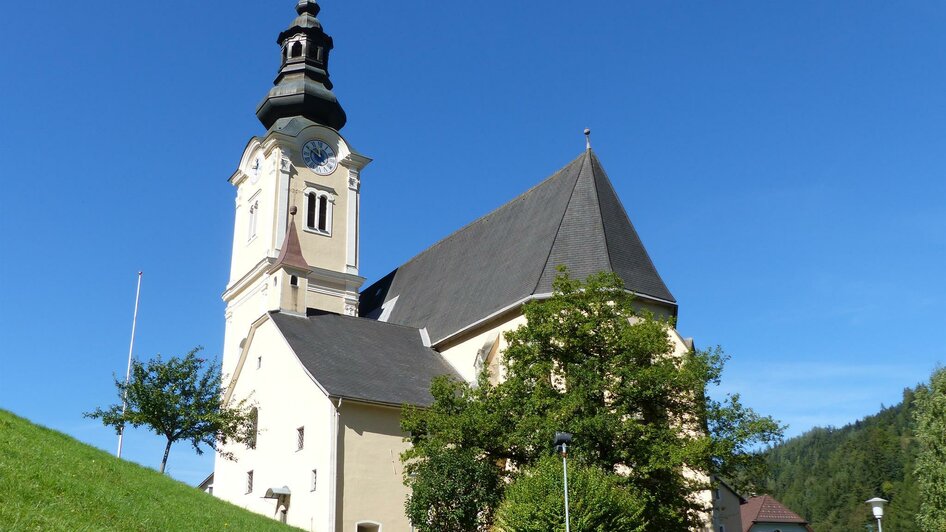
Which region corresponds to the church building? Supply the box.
[211,2,699,531]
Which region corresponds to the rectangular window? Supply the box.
[311,469,318,491]
[297,427,305,451]
[256,356,262,369]
[247,199,259,242]
[246,470,254,494]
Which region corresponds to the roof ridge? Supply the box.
[531,150,591,294]
[586,149,613,276]
[589,151,675,303]
[289,308,433,334]
[387,152,588,274]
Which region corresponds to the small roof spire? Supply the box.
[584,128,592,150]
[271,209,310,273]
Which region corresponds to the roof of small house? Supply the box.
[270,310,460,407]
[740,495,811,532]
[360,149,676,344]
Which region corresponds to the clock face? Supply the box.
[302,139,337,175]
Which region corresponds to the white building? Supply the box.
[211,2,700,531]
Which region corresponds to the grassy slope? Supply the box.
[0,409,293,531]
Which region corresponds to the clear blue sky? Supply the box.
[1,1,944,486]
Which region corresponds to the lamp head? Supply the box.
[865,497,887,519]
[553,432,572,446]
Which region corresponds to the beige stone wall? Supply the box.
[713,483,744,532]
[338,402,412,532]
[283,127,351,275]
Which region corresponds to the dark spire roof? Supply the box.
[360,150,676,344]
[256,0,347,131]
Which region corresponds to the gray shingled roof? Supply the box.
[270,311,460,406]
[360,150,676,344]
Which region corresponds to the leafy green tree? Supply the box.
[85,347,254,474]
[494,455,646,532]
[915,367,946,532]
[402,270,783,531]
[752,387,921,532]
[404,446,503,531]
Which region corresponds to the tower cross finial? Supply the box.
[584,128,591,150]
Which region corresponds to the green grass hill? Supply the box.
[0,409,293,531]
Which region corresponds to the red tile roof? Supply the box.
[740,495,810,532]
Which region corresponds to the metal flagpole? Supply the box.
[117,271,143,458]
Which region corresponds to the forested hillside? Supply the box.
[755,388,921,531]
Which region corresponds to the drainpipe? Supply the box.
[328,397,343,532]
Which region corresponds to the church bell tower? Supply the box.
[221,0,370,374]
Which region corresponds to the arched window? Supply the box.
[290,41,302,58]
[356,522,381,532]
[318,195,328,231]
[247,407,258,449]
[306,192,317,229]
[247,197,259,242]
[304,189,333,235]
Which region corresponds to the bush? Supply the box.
[405,446,503,532]
[494,455,646,532]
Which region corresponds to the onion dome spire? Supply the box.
[256,0,347,131]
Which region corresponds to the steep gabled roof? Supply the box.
[270,311,460,407]
[740,495,811,532]
[360,149,675,344]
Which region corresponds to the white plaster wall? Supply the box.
[221,276,274,380]
[229,142,279,284]
[214,319,337,532]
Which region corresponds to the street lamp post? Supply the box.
[865,497,888,532]
[554,432,573,532]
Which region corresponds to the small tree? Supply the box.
[914,366,946,532]
[404,445,503,532]
[494,455,647,532]
[85,347,254,474]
